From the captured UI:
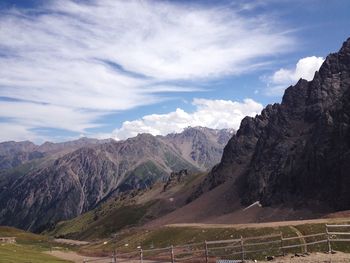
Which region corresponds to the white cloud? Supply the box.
[0,123,38,143]
[266,56,324,96]
[0,101,103,132]
[112,98,263,140]
[0,0,294,141]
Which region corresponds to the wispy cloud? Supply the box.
[265,56,324,96]
[0,0,294,142]
[113,98,263,140]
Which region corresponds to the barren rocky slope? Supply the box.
[0,127,231,232]
[0,137,106,171]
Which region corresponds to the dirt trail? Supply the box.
[166,217,350,229]
[54,238,90,245]
[288,226,307,253]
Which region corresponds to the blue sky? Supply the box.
[0,0,349,143]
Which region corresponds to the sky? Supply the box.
[0,0,349,143]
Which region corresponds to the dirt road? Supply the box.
[167,217,350,229]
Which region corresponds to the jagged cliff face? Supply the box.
[210,38,350,210]
[0,127,231,232]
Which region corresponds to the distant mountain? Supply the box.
[0,137,108,171]
[0,127,232,232]
[161,127,234,170]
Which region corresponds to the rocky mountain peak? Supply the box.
[199,37,350,212]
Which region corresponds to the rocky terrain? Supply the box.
[3,36,350,241]
[162,127,234,170]
[0,127,231,232]
[142,37,350,228]
[199,37,350,211]
[0,137,107,171]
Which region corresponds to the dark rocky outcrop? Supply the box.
[206,37,350,211]
[163,169,189,191]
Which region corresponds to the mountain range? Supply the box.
[1,37,350,240]
[0,127,233,232]
[151,37,350,227]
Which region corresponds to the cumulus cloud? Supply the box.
[266,56,324,96]
[0,0,293,142]
[112,98,263,140]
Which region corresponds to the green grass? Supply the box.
[78,219,350,259]
[50,201,156,240]
[0,243,71,263]
[295,221,350,253]
[50,171,207,241]
[0,226,72,262]
[122,161,166,188]
[163,150,198,172]
[0,226,49,245]
[80,225,297,256]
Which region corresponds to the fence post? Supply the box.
[326,225,332,253]
[205,241,209,263]
[240,236,245,262]
[171,245,175,263]
[113,249,117,263]
[280,232,285,256]
[140,248,143,263]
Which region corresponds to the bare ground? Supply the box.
[47,250,350,263]
[270,251,350,263]
[145,179,334,229]
[47,250,167,263]
[46,251,105,263]
[53,238,90,245]
[165,216,350,230]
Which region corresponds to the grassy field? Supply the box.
[50,200,157,240]
[295,221,350,253]
[2,218,350,261]
[0,226,72,263]
[78,218,350,258]
[79,224,298,256]
[0,243,70,263]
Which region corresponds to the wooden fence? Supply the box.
[83,224,350,263]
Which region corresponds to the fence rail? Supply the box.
[83,224,350,263]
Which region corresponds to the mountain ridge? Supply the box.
[194,37,350,211]
[0,127,232,232]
